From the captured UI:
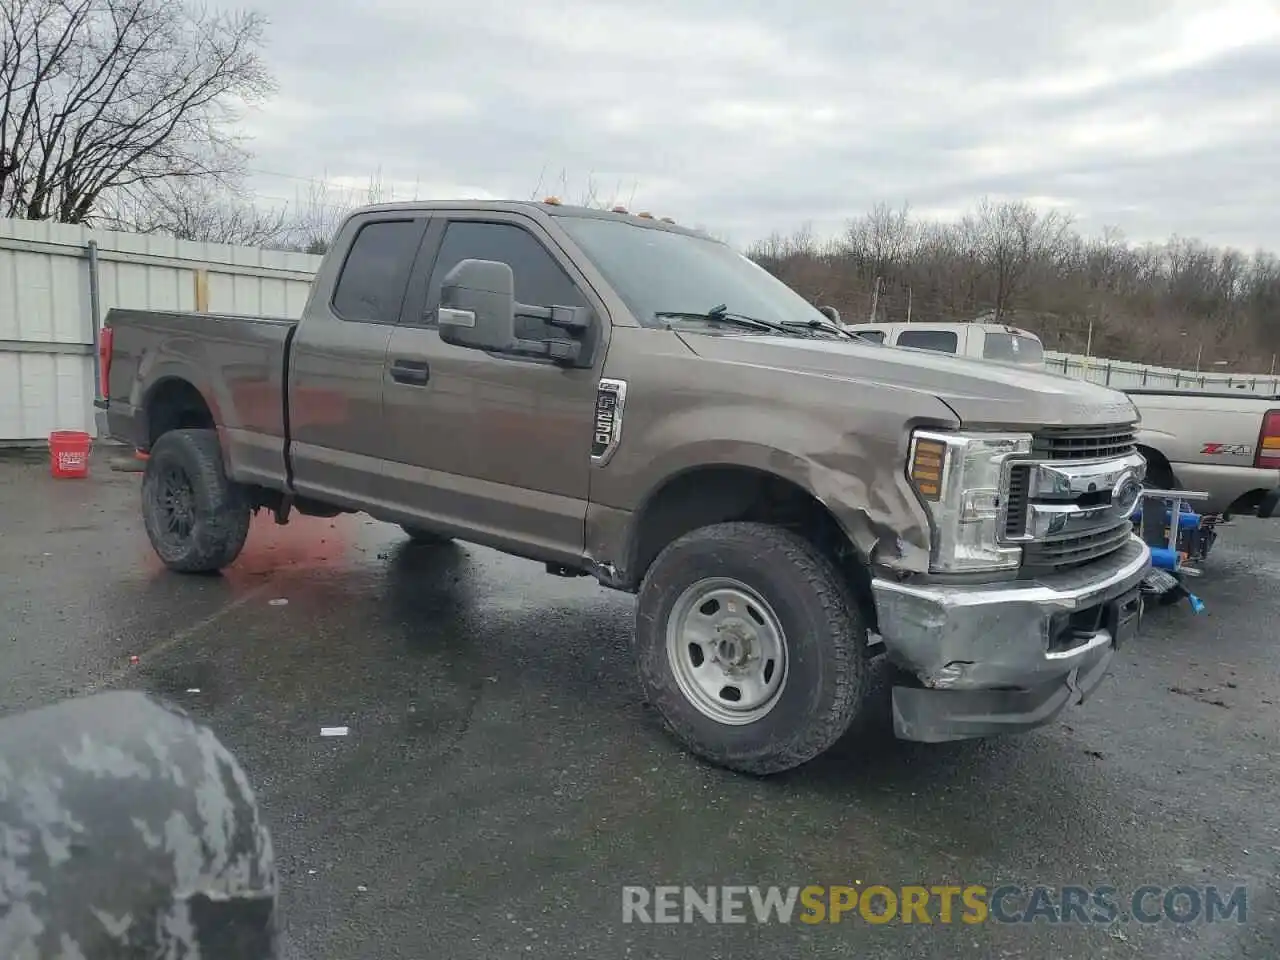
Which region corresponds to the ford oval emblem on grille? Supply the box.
[1112,471,1143,519]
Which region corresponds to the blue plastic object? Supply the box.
[1149,546,1180,570]
[1188,593,1205,614]
[1130,503,1201,530]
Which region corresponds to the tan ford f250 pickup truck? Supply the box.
[96,200,1151,775]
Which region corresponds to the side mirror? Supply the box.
[437,258,517,351]
[818,305,841,324]
[437,258,588,365]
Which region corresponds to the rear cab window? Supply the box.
[331,219,425,324]
[982,331,1044,366]
[895,329,958,353]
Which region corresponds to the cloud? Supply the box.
[235,0,1280,251]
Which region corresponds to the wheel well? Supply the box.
[1137,444,1176,489]
[145,378,215,447]
[628,466,877,630]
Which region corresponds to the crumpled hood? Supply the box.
[678,333,1139,428]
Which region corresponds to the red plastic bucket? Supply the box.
[49,430,92,478]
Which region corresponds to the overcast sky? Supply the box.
[236,0,1280,252]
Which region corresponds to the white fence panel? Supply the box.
[1044,351,1280,395]
[0,218,321,443]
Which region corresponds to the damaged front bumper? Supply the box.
[871,535,1151,742]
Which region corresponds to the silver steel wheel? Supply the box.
[665,577,789,725]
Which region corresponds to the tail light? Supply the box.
[98,326,114,400]
[1255,409,1280,469]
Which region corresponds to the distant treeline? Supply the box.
[746,199,1280,373]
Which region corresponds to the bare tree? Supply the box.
[0,0,273,224]
[279,172,389,254]
[841,201,917,279]
[98,177,286,246]
[960,198,1073,322]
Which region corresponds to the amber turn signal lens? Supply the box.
[910,438,947,500]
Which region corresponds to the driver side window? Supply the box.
[422,221,588,340]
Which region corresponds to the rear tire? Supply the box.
[400,524,454,546]
[141,429,250,573]
[633,521,869,775]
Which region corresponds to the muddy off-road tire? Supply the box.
[141,429,250,573]
[634,521,870,775]
[400,525,455,546]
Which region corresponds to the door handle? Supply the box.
[389,359,430,386]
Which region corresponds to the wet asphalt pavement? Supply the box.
[1,449,1278,959]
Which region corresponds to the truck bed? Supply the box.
[100,308,297,488]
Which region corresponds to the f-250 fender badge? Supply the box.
[591,378,627,466]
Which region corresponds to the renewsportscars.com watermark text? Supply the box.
[621,884,1248,925]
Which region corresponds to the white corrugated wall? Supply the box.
[0,218,321,443]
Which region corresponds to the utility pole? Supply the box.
[869,276,882,323]
[1195,342,1202,373]
[906,286,913,323]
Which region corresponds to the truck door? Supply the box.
[385,214,604,563]
[288,213,427,507]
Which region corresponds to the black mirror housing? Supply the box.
[438,258,588,366]
[438,259,517,351]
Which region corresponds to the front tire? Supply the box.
[141,429,250,573]
[633,521,869,775]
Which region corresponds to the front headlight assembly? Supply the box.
[907,429,1033,573]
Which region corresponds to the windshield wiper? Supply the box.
[779,317,857,340]
[655,304,801,337]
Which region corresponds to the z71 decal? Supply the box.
[1201,442,1253,457]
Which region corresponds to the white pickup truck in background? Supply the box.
[845,320,1280,519]
[844,320,1046,368]
[1122,389,1280,518]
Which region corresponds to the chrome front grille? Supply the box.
[1003,423,1143,573]
[1022,522,1134,571]
[1032,425,1137,461]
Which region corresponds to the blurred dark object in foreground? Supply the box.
[0,691,277,958]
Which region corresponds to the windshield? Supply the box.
[982,331,1045,366]
[555,216,832,333]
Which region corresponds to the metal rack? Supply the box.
[1132,488,1213,612]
